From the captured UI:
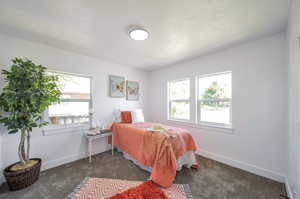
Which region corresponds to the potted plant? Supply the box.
[0,58,61,191]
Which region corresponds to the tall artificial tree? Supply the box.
[0,58,61,167]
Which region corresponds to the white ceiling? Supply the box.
[0,0,291,70]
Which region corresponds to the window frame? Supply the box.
[197,71,232,128]
[43,70,93,135]
[197,98,232,128]
[167,77,193,122]
[167,71,233,130]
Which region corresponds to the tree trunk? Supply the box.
[26,132,30,161]
[18,129,26,164]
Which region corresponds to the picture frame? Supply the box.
[109,75,125,98]
[126,80,139,101]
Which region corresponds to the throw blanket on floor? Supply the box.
[108,181,168,199]
[111,122,198,187]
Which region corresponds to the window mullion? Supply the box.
[189,77,196,123]
[60,99,90,102]
[198,100,201,124]
[170,99,189,102]
[199,98,230,102]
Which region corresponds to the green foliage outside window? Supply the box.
[201,81,226,108]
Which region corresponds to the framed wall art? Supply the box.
[126,80,139,101]
[109,75,125,98]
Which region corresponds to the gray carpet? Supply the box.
[0,151,286,199]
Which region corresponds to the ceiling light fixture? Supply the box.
[129,28,149,41]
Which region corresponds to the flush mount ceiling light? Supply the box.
[129,28,149,41]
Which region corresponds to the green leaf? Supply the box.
[0,58,61,134]
[8,129,18,134]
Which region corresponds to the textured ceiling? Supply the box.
[0,0,291,70]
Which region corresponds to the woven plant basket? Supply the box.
[3,158,41,191]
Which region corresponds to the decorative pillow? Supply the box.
[121,111,132,123]
[131,109,145,123]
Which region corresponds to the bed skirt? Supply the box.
[116,147,197,173]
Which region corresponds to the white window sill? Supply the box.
[166,119,234,134]
[43,123,89,136]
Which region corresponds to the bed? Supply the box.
[110,122,198,187]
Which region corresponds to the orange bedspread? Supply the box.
[110,122,198,187]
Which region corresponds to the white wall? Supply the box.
[0,34,149,183]
[286,0,300,198]
[149,33,287,182]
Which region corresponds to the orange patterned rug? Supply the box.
[66,177,193,199]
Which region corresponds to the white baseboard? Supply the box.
[196,149,285,183]
[0,153,94,186]
[285,176,294,199]
[41,152,88,171]
[1,147,286,190]
[42,147,111,171]
[0,143,111,185]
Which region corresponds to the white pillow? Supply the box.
[113,110,122,122]
[131,109,145,123]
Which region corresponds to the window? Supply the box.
[46,72,92,126]
[168,78,191,120]
[198,72,232,127]
[167,71,232,128]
